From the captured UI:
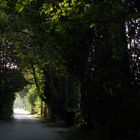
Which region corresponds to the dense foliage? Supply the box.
[0,0,140,139]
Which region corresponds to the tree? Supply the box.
[1,1,140,139]
[40,0,140,134]
[6,0,81,121]
[0,39,27,119]
[0,0,28,119]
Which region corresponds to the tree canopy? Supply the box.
[0,0,140,139]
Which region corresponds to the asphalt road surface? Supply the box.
[0,109,65,140]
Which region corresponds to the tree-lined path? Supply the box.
[0,1,140,140]
[0,109,65,140]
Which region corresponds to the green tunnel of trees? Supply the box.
[0,0,140,139]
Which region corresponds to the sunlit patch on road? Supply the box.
[13,108,34,120]
[14,108,30,114]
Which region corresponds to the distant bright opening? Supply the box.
[13,97,33,120]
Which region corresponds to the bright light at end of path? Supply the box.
[14,108,30,115]
[14,108,35,120]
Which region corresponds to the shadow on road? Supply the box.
[0,109,66,140]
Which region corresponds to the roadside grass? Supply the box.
[33,113,41,118]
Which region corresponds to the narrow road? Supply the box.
[0,109,66,140]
